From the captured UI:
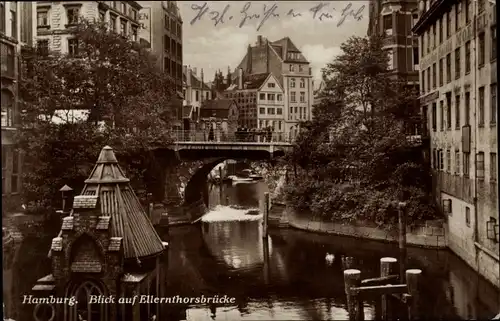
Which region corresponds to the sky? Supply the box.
[179,1,369,84]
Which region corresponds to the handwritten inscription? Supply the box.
[189,2,366,30]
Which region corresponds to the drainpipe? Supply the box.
[472,5,479,264]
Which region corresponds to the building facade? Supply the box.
[413,0,498,287]
[138,1,182,91]
[232,36,314,139]
[1,2,37,212]
[36,1,141,54]
[256,73,285,136]
[183,66,211,119]
[199,99,238,142]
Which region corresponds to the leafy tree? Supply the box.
[285,35,436,227]
[17,20,179,211]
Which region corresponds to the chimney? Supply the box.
[183,65,187,76]
[257,35,263,46]
[227,66,231,86]
[266,39,270,73]
[238,68,243,90]
[187,66,192,86]
[309,67,312,76]
[193,67,197,75]
[201,68,205,103]
[246,45,252,73]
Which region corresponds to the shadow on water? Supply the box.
[5,181,500,320]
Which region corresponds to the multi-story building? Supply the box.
[413,0,498,287]
[255,73,285,134]
[138,1,182,90]
[1,2,37,212]
[182,66,211,119]
[367,0,421,135]
[36,1,141,54]
[230,35,314,139]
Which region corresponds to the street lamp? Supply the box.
[59,184,73,214]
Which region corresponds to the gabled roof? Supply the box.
[243,73,270,89]
[271,37,309,63]
[258,73,284,92]
[183,71,211,90]
[80,146,165,260]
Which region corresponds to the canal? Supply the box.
[4,180,500,320]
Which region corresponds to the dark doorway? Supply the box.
[183,119,190,141]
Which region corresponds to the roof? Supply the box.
[243,73,270,89]
[183,71,211,90]
[271,37,309,63]
[201,99,235,110]
[59,146,164,260]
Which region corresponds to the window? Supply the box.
[465,0,471,23]
[195,90,199,101]
[290,78,296,88]
[446,54,451,83]
[422,69,426,93]
[300,79,305,88]
[1,146,6,194]
[268,93,275,101]
[492,27,497,61]
[67,7,79,25]
[165,14,170,29]
[455,94,460,128]
[432,25,436,48]
[10,3,16,39]
[479,33,485,66]
[259,107,265,114]
[267,82,275,88]
[278,121,282,130]
[0,2,4,33]
[455,150,461,174]
[420,35,425,58]
[455,3,460,31]
[491,153,497,181]
[291,92,296,102]
[11,149,18,193]
[432,149,437,169]
[439,59,443,85]
[131,9,138,21]
[427,67,430,92]
[300,92,305,102]
[131,25,138,41]
[440,100,444,130]
[1,90,14,127]
[427,32,431,53]
[446,149,451,173]
[267,108,275,115]
[479,86,485,126]
[432,63,436,89]
[455,48,460,79]
[120,19,126,36]
[464,41,471,74]
[277,108,283,115]
[72,281,106,320]
[491,84,497,124]
[259,93,266,100]
[37,39,49,56]
[439,149,444,171]
[447,97,452,129]
[465,207,470,227]
[432,102,437,131]
[478,0,485,12]
[110,15,116,32]
[476,152,485,179]
[120,2,127,13]
[68,39,79,56]
[277,94,283,101]
[413,47,419,69]
[289,64,295,72]
[438,18,443,43]
[387,50,394,69]
[205,91,209,101]
[259,120,263,128]
[163,57,170,74]
[465,92,470,125]
[464,152,470,177]
[383,14,393,35]
[37,9,49,27]
[299,65,304,72]
[444,12,451,39]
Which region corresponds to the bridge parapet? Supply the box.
[172,130,295,144]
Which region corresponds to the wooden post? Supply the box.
[263,235,270,285]
[380,257,397,321]
[406,269,422,320]
[343,269,364,321]
[263,192,269,238]
[398,202,407,282]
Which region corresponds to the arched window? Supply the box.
[1,90,14,127]
[69,281,107,321]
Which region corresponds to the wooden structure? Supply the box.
[262,192,270,238]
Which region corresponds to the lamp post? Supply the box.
[59,184,73,214]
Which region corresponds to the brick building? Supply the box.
[36,1,142,54]
[412,0,498,287]
[229,35,314,139]
[31,146,168,321]
[1,2,37,212]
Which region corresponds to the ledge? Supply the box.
[475,242,500,262]
[412,0,459,35]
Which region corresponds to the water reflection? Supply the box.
[4,181,500,321]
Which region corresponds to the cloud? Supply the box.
[301,44,341,80]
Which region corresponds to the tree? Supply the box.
[285,35,436,227]
[17,20,180,211]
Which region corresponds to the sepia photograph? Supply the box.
[1,0,499,320]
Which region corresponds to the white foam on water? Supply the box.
[201,205,263,222]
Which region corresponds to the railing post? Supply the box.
[406,269,422,320]
[344,269,364,321]
[380,257,397,320]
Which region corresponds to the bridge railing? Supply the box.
[171,130,295,143]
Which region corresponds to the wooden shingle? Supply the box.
[61,216,74,230]
[73,195,99,209]
[108,237,122,252]
[51,237,62,252]
[96,216,111,230]
[70,261,102,273]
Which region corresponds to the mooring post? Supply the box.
[343,269,364,321]
[406,269,422,320]
[342,256,355,271]
[263,192,270,238]
[380,257,398,320]
[398,202,407,282]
